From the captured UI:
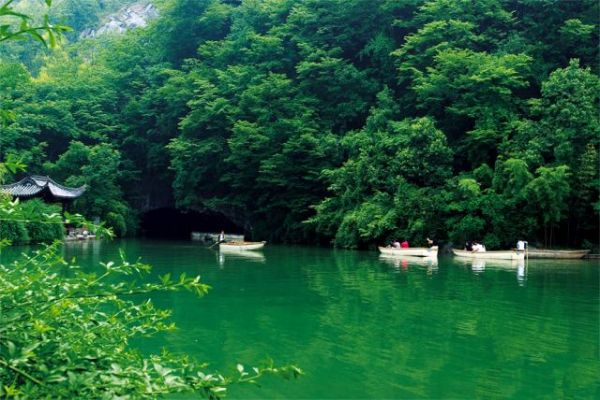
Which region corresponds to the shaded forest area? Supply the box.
[0,0,598,248]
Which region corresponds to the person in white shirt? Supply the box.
[472,242,486,252]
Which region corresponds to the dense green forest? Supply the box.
[0,0,598,249]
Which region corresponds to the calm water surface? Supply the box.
[4,239,599,399]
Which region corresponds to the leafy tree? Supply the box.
[311,89,453,248]
[0,0,70,46]
[445,177,486,245]
[414,0,515,40]
[570,144,599,239]
[19,198,64,243]
[286,0,390,59]
[296,49,378,131]
[51,0,99,38]
[151,0,230,66]
[45,141,135,237]
[0,208,29,244]
[502,0,598,79]
[413,48,531,161]
[0,60,29,89]
[525,165,571,247]
[528,59,599,167]
[1,0,598,249]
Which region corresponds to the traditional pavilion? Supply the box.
[0,175,86,212]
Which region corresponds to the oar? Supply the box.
[208,241,221,249]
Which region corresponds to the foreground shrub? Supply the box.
[0,218,29,245]
[0,242,301,398]
[19,199,64,243]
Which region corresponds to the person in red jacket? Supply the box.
[400,240,409,248]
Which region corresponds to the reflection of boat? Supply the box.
[457,257,524,270]
[452,249,524,260]
[526,249,590,259]
[379,254,438,267]
[378,246,438,258]
[471,258,485,273]
[517,263,526,286]
[219,241,266,251]
[458,258,526,283]
[218,250,266,263]
[379,255,438,273]
[486,259,524,269]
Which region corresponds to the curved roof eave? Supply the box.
[0,175,86,200]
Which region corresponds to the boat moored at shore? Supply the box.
[526,249,590,259]
[378,246,438,258]
[220,241,266,251]
[379,254,439,268]
[452,248,524,260]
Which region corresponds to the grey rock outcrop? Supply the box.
[80,2,158,38]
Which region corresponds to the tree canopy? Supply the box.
[0,0,598,248]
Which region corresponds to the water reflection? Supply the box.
[456,257,527,285]
[471,258,486,273]
[517,262,526,286]
[378,254,438,274]
[217,249,266,266]
[64,238,102,265]
[4,240,598,399]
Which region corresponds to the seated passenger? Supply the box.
[392,240,401,249]
[401,240,409,248]
[472,242,486,252]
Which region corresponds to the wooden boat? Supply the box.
[526,249,590,259]
[65,234,96,242]
[378,246,438,258]
[219,241,266,251]
[452,248,524,261]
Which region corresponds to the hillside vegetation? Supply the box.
[0,0,598,248]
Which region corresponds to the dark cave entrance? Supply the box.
[140,208,243,239]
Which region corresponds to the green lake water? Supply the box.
[3,239,599,399]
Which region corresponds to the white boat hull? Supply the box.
[526,249,590,259]
[220,241,266,251]
[378,246,438,258]
[452,249,524,260]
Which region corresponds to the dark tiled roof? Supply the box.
[0,175,86,199]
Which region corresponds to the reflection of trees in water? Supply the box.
[305,253,600,398]
[84,243,599,398]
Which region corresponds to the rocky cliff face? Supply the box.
[80,2,158,38]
